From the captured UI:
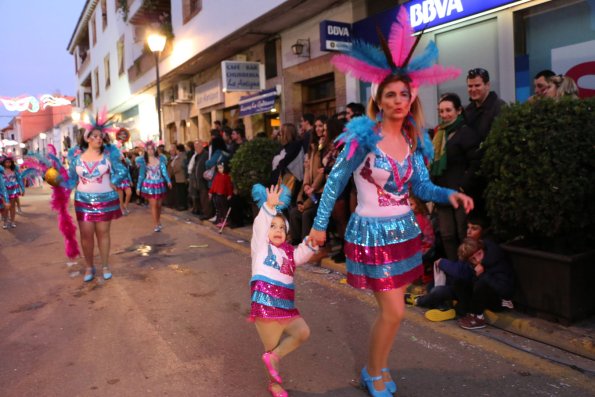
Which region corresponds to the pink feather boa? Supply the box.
[50,167,80,259]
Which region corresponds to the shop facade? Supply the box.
[349,0,595,125]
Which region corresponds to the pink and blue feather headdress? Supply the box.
[79,107,119,139]
[332,7,460,99]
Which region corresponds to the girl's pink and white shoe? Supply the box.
[262,351,282,384]
[267,381,288,397]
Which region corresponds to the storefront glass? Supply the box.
[514,0,595,100]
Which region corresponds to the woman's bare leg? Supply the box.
[79,221,96,275]
[95,221,111,267]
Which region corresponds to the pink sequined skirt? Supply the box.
[248,279,300,322]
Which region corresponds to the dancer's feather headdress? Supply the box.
[79,107,119,139]
[331,7,460,99]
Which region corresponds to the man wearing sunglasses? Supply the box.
[464,68,505,143]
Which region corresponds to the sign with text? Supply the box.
[404,0,521,32]
[195,80,223,109]
[221,61,264,92]
[320,20,352,52]
[239,88,278,117]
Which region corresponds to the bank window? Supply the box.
[513,0,595,101]
[104,54,111,88]
[117,36,125,75]
[302,74,335,118]
[183,0,202,23]
[265,40,277,79]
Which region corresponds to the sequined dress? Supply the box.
[0,169,9,209]
[67,145,128,222]
[136,155,171,199]
[249,204,317,321]
[2,168,24,200]
[118,157,133,189]
[313,119,455,291]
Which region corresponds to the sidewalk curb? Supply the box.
[170,210,595,362]
[320,257,595,361]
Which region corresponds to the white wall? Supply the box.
[280,2,354,69]
[130,0,288,93]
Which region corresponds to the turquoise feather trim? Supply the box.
[251,183,291,212]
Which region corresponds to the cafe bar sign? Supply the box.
[221,61,265,92]
[404,0,526,32]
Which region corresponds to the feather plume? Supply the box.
[389,7,415,66]
[376,26,397,71]
[335,116,380,159]
[408,65,461,87]
[417,129,435,164]
[348,40,390,69]
[251,183,291,212]
[47,144,57,156]
[50,185,79,259]
[331,55,391,84]
[408,40,439,71]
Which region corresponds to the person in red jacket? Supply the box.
[209,162,233,227]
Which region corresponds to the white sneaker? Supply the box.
[154,225,162,232]
[208,216,217,222]
[16,209,23,215]
[10,222,16,228]
[2,223,7,230]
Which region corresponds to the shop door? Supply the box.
[302,74,336,118]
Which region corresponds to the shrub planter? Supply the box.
[502,242,595,324]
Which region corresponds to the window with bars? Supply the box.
[101,0,108,30]
[91,17,97,46]
[94,68,100,97]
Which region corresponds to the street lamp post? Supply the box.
[147,32,167,142]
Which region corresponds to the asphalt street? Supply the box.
[0,187,593,397]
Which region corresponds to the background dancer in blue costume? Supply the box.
[308,8,473,396]
[135,141,172,232]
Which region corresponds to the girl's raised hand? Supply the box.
[266,183,284,209]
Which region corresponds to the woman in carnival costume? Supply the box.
[65,110,129,282]
[0,162,10,225]
[249,183,318,397]
[308,8,473,396]
[135,140,172,232]
[1,154,25,229]
[116,148,134,215]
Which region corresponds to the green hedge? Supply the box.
[481,97,595,253]
[230,137,281,197]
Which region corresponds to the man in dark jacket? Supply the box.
[455,238,514,330]
[465,68,506,143]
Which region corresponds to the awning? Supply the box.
[239,88,278,117]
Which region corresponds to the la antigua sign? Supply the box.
[405,0,523,32]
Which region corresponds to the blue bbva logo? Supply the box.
[409,0,464,28]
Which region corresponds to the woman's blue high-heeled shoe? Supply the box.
[83,267,96,282]
[382,368,397,394]
[102,266,112,280]
[360,367,392,397]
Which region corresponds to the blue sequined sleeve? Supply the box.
[159,155,172,185]
[105,145,127,187]
[313,145,367,231]
[60,146,80,190]
[410,151,455,204]
[0,175,8,203]
[135,157,146,191]
[15,167,25,192]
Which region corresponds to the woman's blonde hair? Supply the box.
[547,75,579,99]
[367,74,424,151]
[278,123,298,146]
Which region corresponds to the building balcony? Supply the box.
[127,41,172,83]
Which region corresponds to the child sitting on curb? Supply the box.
[406,238,480,321]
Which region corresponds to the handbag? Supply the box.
[203,166,215,181]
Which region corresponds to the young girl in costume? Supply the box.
[117,151,133,215]
[250,183,319,397]
[65,111,129,282]
[0,165,9,226]
[136,141,172,232]
[1,155,25,229]
[308,8,473,396]
[208,161,233,227]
